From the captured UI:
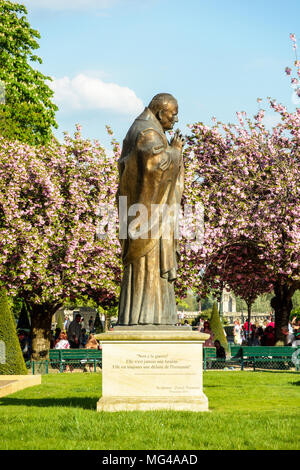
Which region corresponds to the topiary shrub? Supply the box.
[0,288,27,375]
[210,302,228,351]
[56,311,64,331]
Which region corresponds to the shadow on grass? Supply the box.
[253,370,300,375]
[0,396,99,410]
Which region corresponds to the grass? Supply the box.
[0,371,299,450]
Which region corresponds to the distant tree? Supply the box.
[182,95,300,342]
[0,0,58,145]
[0,128,120,361]
[0,288,27,374]
[177,291,198,311]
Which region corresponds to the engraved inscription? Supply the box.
[112,353,192,371]
[103,342,203,398]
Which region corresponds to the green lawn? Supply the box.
[0,371,299,450]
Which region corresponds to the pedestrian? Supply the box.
[18,330,31,362]
[263,325,275,346]
[80,328,88,348]
[291,317,300,347]
[67,313,82,349]
[233,320,242,345]
[64,315,70,332]
[250,325,260,346]
[88,316,94,333]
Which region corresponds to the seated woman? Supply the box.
[291,317,300,347]
[214,340,226,359]
[54,332,70,349]
[85,334,100,350]
[54,332,71,371]
[84,334,100,372]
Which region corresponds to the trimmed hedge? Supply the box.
[0,289,27,375]
[210,302,228,351]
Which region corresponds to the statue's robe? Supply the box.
[117,107,184,325]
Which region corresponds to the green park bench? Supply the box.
[203,346,242,370]
[203,345,300,371]
[228,346,300,371]
[32,349,102,374]
[203,347,227,370]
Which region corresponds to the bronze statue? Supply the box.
[117,93,185,326]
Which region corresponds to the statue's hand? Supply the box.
[170,129,185,151]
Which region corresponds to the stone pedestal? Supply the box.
[0,375,41,398]
[95,330,209,412]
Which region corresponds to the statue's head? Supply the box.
[148,93,178,131]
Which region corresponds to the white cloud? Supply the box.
[50,74,144,115]
[22,0,118,10]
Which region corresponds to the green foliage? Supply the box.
[56,312,64,331]
[200,294,214,311]
[200,308,212,320]
[17,302,30,331]
[177,291,198,311]
[292,290,300,310]
[236,293,273,313]
[210,302,228,350]
[63,296,98,310]
[290,307,300,321]
[6,296,23,322]
[0,0,58,145]
[176,299,189,311]
[0,288,27,374]
[224,325,234,337]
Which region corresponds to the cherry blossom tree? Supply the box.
[0,126,121,360]
[180,87,300,341]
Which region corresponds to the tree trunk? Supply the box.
[271,282,295,344]
[104,314,110,332]
[27,303,58,361]
[247,302,252,346]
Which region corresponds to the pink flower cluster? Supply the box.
[0,128,121,309]
[177,98,300,307]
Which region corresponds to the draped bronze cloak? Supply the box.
[117,107,184,325]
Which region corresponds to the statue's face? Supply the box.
[158,100,178,131]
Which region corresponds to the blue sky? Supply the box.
[21,0,300,148]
